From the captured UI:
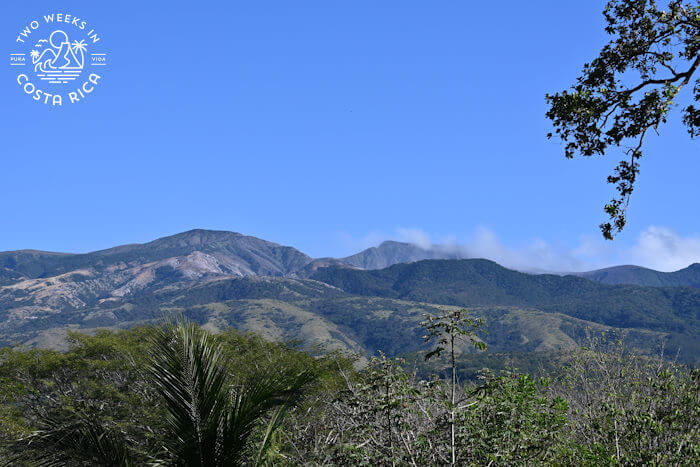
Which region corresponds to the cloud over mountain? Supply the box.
[342,225,700,273]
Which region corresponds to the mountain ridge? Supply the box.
[576,263,700,288]
[339,240,700,287]
[0,229,313,281]
[2,230,698,287]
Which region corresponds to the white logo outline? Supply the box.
[9,13,108,106]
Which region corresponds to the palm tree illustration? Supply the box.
[30,50,44,72]
[71,40,87,68]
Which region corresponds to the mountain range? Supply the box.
[341,239,700,287]
[1,229,698,364]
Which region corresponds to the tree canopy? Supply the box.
[546,0,699,239]
[0,324,698,465]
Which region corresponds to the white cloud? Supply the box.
[627,226,700,271]
[339,225,700,273]
[453,227,587,273]
[396,227,432,250]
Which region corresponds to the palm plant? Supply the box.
[4,413,137,466]
[147,320,314,466]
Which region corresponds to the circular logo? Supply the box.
[9,13,108,106]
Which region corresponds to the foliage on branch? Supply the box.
[546,0,700,239]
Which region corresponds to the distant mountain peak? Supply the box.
[0,229,312,282]
[174,228,242,237]
[342,240,463,270]
[150,229,244,245]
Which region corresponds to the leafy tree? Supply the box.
[456,370,569,465]
[1,323,320,466]
[0,328,162,465]
[421,308,486,466]
[551,336,700,464]
[546,0,700,239]
[282,352,572,466]
[327,354,423,466]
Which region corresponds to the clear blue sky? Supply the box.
[2,1,698,269]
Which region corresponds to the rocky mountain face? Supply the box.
[1,229,312,284]
[0,230,313,344]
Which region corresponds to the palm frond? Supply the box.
[146,320,228,465]
[6,413,135,466]
[146,319,315,466]
[220,368,314,465]
[253,405,289,466]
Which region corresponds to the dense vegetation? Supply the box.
[311,259,700,361]
[310,259,699,332]
[1,319,697,465]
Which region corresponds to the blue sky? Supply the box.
[2,1,698,271]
